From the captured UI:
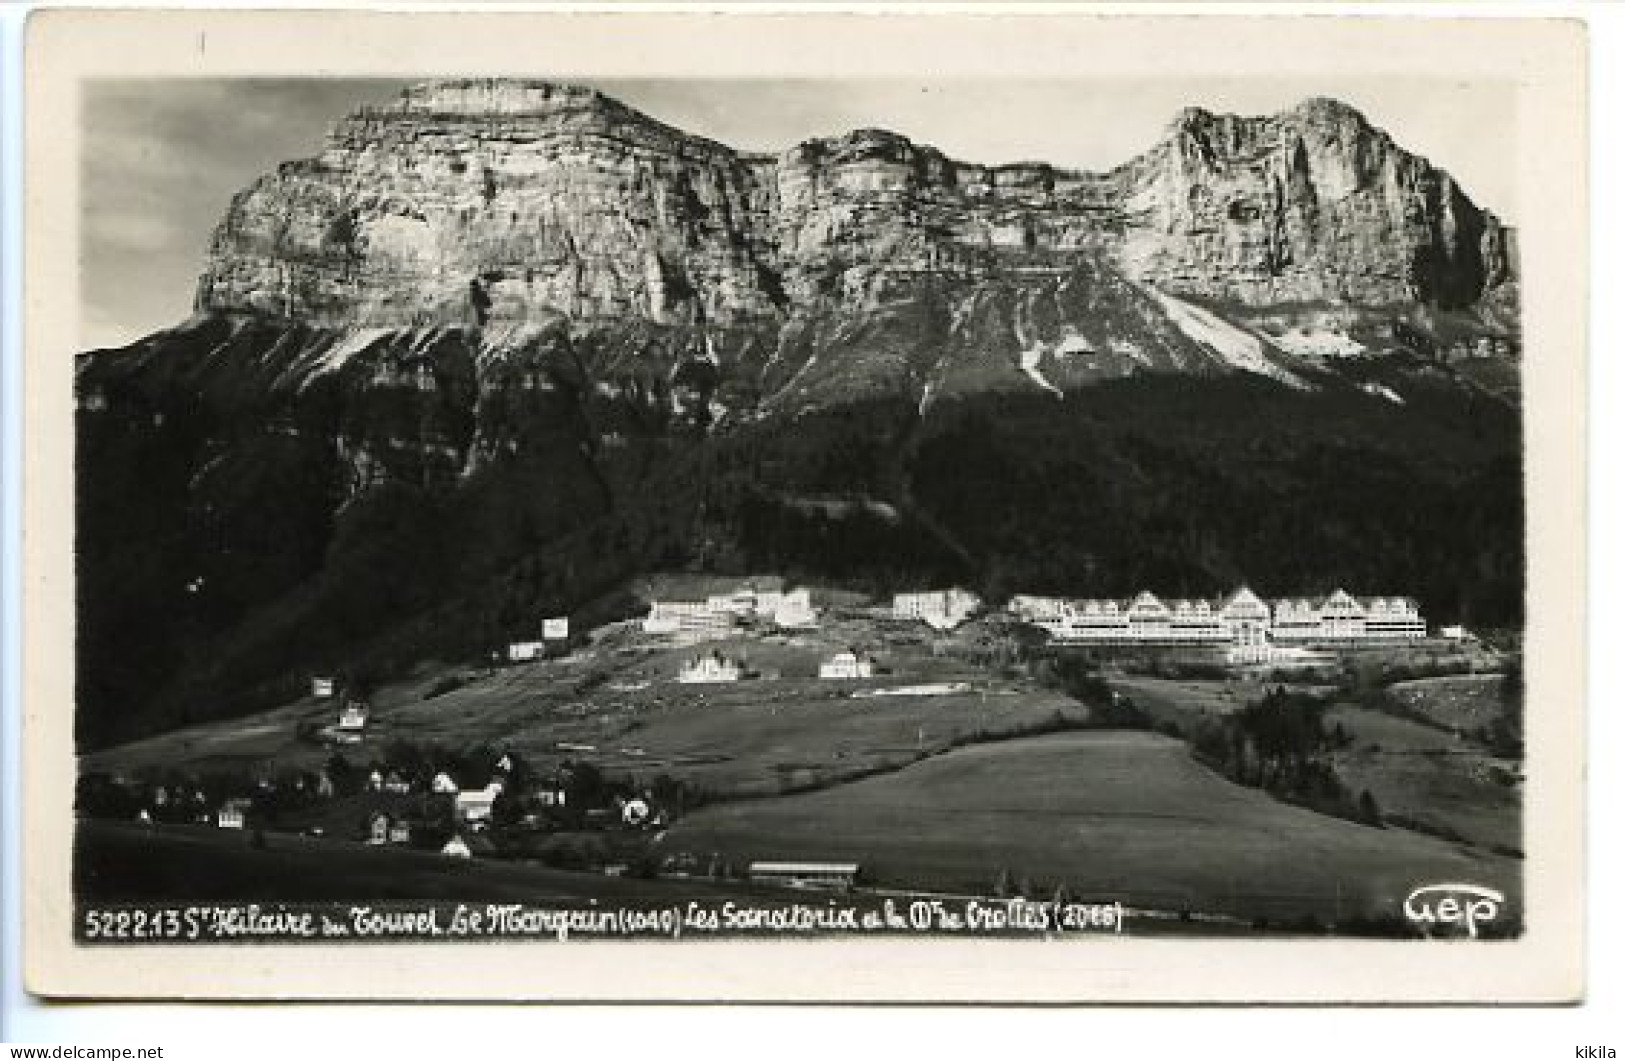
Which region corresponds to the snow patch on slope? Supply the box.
[1054,334,1095,358]
[315,327,394,376]
[1106,337,1148,365]
[1143,288,1311,390]
[1018,346,1064,399]
[918,380,936,417]
[1270,327,1367,358]
[1012,290,1063,399]
[1362,381,1405,405]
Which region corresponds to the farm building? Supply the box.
[678,650,744,684]
[819,650,876,680]
[892,588,981,630]
[747,861,861,890]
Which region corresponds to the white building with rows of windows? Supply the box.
[1269,590,1426,642]
[1014,587,1426,646]
[643,599,736,635]
[892,588,982,631]
[645,584,818,634]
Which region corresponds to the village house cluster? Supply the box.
[79,741,672,869]
[1006,587,1428,645]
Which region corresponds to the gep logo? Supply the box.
[1403,882,1504,938]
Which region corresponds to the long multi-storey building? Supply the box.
[645,584,818,634]
[1270,590,1426,642]
[643,599,736,635]
[1014,587,1426,646]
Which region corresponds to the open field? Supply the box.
[1328,705,1522,853]
[85,611,1082,798]
[657,730,1520,926]
[1387,673,1511,734]
[1106,676,1264,727]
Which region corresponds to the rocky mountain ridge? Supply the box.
[195,80,1516,332]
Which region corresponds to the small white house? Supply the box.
[508,640,543,662]
[216,800,250,830]
[621,797,652,827]
[337,701,369,732]
[543,617,570,640]
[1441,624,1472,641]
[678,651,744,684]
[431,771,459,795]
[311,677,335,698]
[456,781,504,823]
[771,588,819,629]
[441,835,472,859]
[819,650,875,680]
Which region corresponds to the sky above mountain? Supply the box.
[81,76,1515,351]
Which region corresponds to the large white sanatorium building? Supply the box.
[892,588,982,631]
[644,585,818,634]
[1011,587,1425,645]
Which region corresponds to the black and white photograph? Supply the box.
[17,9,1588,1003]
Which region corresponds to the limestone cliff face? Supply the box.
[196,81,1515,332]
[197,81,785,328]
[1114,98,1516,307]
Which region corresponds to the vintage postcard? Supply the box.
[22,8,1587,1001]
